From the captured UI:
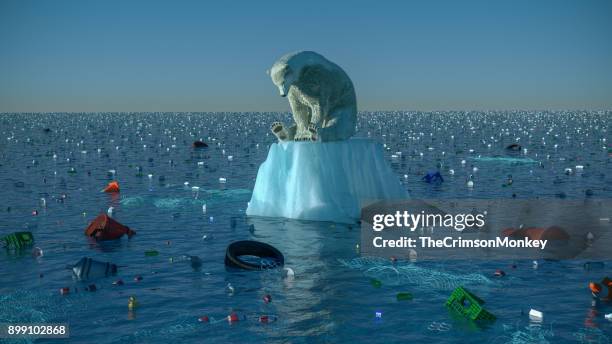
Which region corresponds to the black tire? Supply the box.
[224,240,284,270]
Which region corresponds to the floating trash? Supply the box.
[529,309,543,321]
[72,257,118,280]
[263,294,272,303]
[31,247,43,257]
[446,286,496,321]
[128,296,138,310]
[193,140,208,148]
[422,171,444,184]
[396,292,413,301]
[1,232,35,249]
[102,181,120,193]
[84,213,135,241]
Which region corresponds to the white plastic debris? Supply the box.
[529,309,543,320]
[219,177,227,184]
[283,267,295,280]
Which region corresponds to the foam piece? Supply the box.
[246,138,407,223]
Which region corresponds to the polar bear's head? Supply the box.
[270,62,297,97]
[270,51,328,97]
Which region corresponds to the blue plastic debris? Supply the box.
[423,171,444,184]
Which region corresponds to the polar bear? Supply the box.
[269,51,357,142]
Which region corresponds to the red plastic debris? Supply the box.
[60,287,70,295]
[84,213,135,241]
[263,294,272,304]
[32,210,38,216]
[198,316,209,323]
[227,312,239,323]
[259,315,269,323]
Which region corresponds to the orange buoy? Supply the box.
[103,181,120,193]
[84,213,135,241]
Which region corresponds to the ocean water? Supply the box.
[0,111,611,344]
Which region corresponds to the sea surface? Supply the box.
[1,111,611,343]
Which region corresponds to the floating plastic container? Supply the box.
[529,309,543,320]
[72,257,118,280]
[2,232,35,249]
[445,286,496,321]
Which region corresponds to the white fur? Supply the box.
[270,51,357,142]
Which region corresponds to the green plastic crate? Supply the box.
[2,232,35,249]
[445,286,496,321]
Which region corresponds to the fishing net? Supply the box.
[338,257,493,290]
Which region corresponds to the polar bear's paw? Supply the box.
[271,122,288,141]
[293,131,313,141]
[307,124,318,141]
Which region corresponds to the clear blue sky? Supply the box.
[1,0,611,112]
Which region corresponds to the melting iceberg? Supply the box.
[246,138,407,223]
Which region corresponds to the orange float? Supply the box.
[84,213,135,241]
[103,181,120,193]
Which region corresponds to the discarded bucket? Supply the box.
[72,257,118,280]
[2,232,34,249]
[84,213,135,241]
[103,181,120,193]
[445,286,496,321]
